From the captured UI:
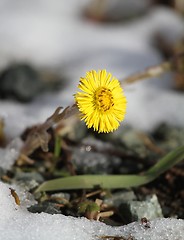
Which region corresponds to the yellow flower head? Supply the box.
[75,70,127,133]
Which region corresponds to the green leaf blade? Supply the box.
[36,146,184,192]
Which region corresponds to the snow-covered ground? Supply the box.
[0,1,184,239]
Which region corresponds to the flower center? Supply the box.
[95,87,114,112]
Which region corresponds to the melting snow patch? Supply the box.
[0,138,23,170]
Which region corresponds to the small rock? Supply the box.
[0,64,43,101]
[15,171,44,184]
[71,137,122,174]
[104,190,137,207]
[28,202,61,214]
[72,149,121,174]
[0,63,62,102]
[119,194,163,223]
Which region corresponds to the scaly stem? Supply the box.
[121,53,184,86]
[121,62,171,85]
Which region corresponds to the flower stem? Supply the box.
[121,52,184,86]
[121,62,171,85]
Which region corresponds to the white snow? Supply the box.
[0,138,23,170]
[0,181,183,240]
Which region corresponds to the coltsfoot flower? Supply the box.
[75,70,127,133]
